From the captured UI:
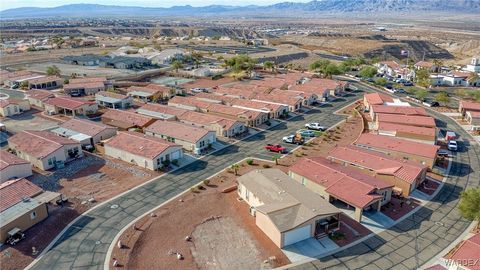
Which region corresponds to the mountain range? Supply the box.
[1,0,480,19]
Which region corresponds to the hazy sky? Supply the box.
[2,0,312,10]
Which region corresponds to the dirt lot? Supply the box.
[0,153,161,270]
[111,101,367,269]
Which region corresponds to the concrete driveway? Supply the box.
[283,237,339,263]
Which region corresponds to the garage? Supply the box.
[170,149,182,160]
[283,224,312,247]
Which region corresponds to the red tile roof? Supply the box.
[8,130,79,159]
[371,105,428,116]
[214,86,258,99]
[207,103,263,120]
[380,61,400,69]
[0,99,23,108]
[102,109,155,128]
[250,77,287,89]
[377,113,436,128]
[194,92,234,104]
[328,146,427,184]
[168,96,214,110]
[0,150,29,171]
[377,122,437,137]
[364,93,394,105]
[44,97,96,110]
[355,133,440,159]
[27,90,55,101]
[445,233,480,270]
[145,121,212,143]
[253,89,304,106]
[137,103,187,117]
[60,118,116,137]
[460,100,480,112]
[0,178,43,212]
[183,77,234,90]
[231,98,284,112]
[105,131,180,159]
[178,111,238,130]
[289,157,392,208]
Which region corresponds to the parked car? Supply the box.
[395,88,406,94]
[299,130,316,138]
[445,131,457,141]
[305,123,326,131]
[265,144,287,153]
[447,141,458,151]
[385,83,393,90]
[423,101,440,107]
[282,134,304,145]
[6,229,25,246]
[403,81,414,86]
[437,149,450,157]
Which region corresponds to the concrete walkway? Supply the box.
[282,238,339,263]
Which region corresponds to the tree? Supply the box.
[435,92,450,106]
[20,81,29,89]
[467,72,479,86]
[171,60,183,73]
[46,65,61,76]
[272,154,281,165]
[415,68,431,87]
[375,77,388,86]
[415,89,428,101]
[309,59,330,73]
[324,64,341,78]
[458,187,480,221]
[230,164,240,176]
[263,61,274,72]
[358,66,377,78]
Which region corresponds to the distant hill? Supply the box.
[1,0,479,19]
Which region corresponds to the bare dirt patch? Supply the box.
[190,217,263,270]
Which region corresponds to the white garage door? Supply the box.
[171,150,181,160]
[283,224,311,246]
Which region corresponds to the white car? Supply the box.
[305,123,326,131]
[282,135,295,143]
[447,141,458,151]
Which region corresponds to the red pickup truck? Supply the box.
[265,144,286,153]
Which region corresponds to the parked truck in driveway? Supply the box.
[265,144,287,153]
[305,123,326,131]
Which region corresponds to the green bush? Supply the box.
[246,159,254,165]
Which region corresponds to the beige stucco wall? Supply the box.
[255,211,282,247]
[145,130,216,154]
[105,145,183,171]
[0,163,33,183]
[0,203,48,243]
[92,128,117,144]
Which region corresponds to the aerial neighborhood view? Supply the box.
[0,0,479,269]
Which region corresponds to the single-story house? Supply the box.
[289,157,393,222]
[253,90,304,112]
[376,122,437,145]
[136,103,187,120]
[231,98,288,119]
[101,109,156,131]
[328,146,428,196]
[354,133,440,169]
[465,111,480,131]
[443,233,480,270]
[370,105,428,122]
[148,48,187,65]
[26,90,54,108]
[127,84,174,102]
[52,118,117,146]
[376,113,436,128]
[0,178,61,243]
[376,61,401,77]
[414,61,439,73]
[0,150,32,182]
[205,103,268,127]
[145,121,216,155]
[28,76,63,90]
[459,100,480,117]
[178,111,246,137]
[363,93,394,110]
[64,77,111,96]
[0,99,30,117]
[237,169,341,248]
[104,131,183,171]
[95,91,133,109]
[168,96,214,112]
[44,97,98,116]
[8,130,83,170]
[194,92,235,105]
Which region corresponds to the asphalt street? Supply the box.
[29,88,361,270]
[285,84,480,270]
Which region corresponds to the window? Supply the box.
[48,158,53,165]
[30,211,37,219]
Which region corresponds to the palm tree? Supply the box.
[231,164,240,175]
[272,154,281,165]
[467,72,479,86]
